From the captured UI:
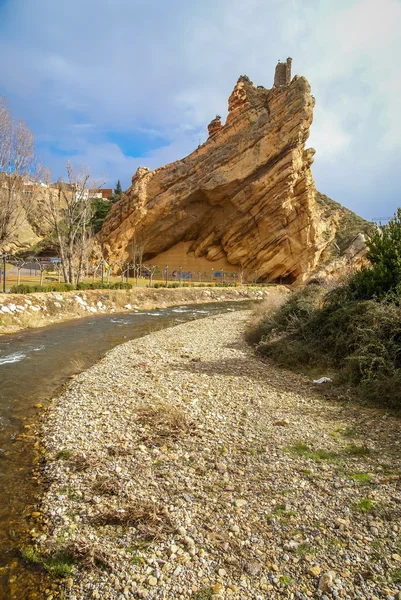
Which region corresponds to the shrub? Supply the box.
[249,280,401,408]
[10,283,75,294]
[214,282,235,287]
[10,284,31,294]
[345,209,401,300]
[248,284,325,346]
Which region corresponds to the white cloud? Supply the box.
[308,108,351,160]
[0,0,401,215]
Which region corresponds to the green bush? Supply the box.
[10,283,75,294]
[10,281,131,294]
[9,284,32,294]
[251,283,401,408]
[76,281,132,290]
[214,282,235,287]
[247,212,401,408]
[345,209,401,300]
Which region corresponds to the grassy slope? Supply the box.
[316,191,373,253]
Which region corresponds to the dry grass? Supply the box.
[106,445,133,457]
[69,537,115,571]
[93,475,125,497]
[245,294,288,345]
[70,452,99,472]
[135,401,194,442]
[90,500,173,540]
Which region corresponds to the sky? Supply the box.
[0,0,400,220]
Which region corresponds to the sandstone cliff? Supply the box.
[99,65,368,283]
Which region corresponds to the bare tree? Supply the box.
[54,261,63,283]
[32,256,47,286]
[131,234,147,286]
[114,259,130,283]
[142,263,158,287]
[10,255,27,285]
[44,162,104,284]
[238,263,249,284]
[0,98,43,252]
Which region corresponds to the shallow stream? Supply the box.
[0,300,252,598]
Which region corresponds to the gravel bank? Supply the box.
[38,311,401,600]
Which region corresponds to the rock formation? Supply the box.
[99,60,368,283]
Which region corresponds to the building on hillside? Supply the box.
[90,188,113,200]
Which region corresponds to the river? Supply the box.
[0,300,253,599]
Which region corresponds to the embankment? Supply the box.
[0,286,288,335]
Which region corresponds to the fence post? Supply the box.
[2,253,7,293]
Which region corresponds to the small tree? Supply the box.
[142,263,158,287]
[9,255,27,285]
[238,263,248,284]
[115,259,130,283]
[131,234,147,286]
[90,197,111,233]
[109,179,122,203]
[348,209,401,300]
[44,163,104,284]
[33,256,47,286]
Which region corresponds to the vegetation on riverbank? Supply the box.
[9,281,274,294]
[247,211,401,409]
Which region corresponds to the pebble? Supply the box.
[37,310,401,600]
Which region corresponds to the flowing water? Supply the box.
[0,300,253,599]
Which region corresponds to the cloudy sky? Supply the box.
[0,0,400,219]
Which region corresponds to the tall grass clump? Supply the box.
[248,210,401,409]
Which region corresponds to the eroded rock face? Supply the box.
[99,69,366,283]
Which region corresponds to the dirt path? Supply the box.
[38,311,401,599]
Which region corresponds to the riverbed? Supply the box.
[0,300,254,599]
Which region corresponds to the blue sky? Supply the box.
[0,0,400,219]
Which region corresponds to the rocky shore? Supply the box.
[37,311,401,600]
